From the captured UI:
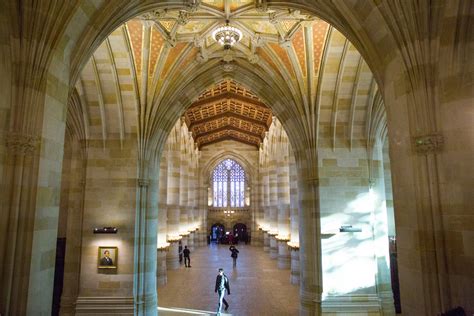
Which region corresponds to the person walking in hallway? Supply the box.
[229,245,239,267]
[183,245,191,267]
[215,268,230,314]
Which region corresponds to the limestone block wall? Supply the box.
[78,138,137,302]
[383,140,395,236]
[318,148,376,296]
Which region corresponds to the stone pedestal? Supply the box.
[252,229,263,246]
[269,235,278,259]
[188,232,195,251]
[277,240,291,269]
[166,241,180,270]
[181,235,189,247]
[290,247,300,284]
[263,232,270,252]
[157,248,168,286]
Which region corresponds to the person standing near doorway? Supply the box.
[183,245,191,267]
[229,245,239,267]
[215,268,230,314]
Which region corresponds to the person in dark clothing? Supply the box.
[229,245,239,267]
[178,241,183,264]
[215,268,230,314]
[183,245,191,267]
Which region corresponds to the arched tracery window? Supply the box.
[212,159,245,207]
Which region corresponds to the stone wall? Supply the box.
[76,138,137,310]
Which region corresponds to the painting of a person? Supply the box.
[100,250,114,266]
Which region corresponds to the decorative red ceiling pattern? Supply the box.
[184,80,272,148]
[126,20,143,74]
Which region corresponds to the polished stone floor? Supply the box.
[157,243,299,315]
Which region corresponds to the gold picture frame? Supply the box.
[98,246,118,269]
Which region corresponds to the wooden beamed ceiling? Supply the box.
[184,79,272,148]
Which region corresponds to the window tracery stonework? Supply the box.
[212,158,246,207]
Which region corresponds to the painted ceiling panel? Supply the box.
[72,1,382,152]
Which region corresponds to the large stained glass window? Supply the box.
[212,159,245,207]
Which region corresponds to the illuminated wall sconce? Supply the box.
[157,242,171,251]
[167,236,182,243]
[93,227,118,234]
[276,235,290,242]
[339,225,362,233]
[287,241,300,251]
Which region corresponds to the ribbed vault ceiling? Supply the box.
[71,0,383,151]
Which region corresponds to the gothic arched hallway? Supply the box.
[157,244,299,315]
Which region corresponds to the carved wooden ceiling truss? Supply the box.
[184,80,272,148]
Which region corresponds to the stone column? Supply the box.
[277,133,291,269]
[179,131,189,237]
[166,127,181,270]
[166,240,180,270]
[289,151,300,285]
[263,231,270,252]
[156,248,168,286]
[0,132,52,315]
[187,145,195,250]
[296,153,322,315]
[290,246,300,285]
[268,155,278,260]
[262,152,271,252]
[157,151,168,286]
[60,139,88,315]
[134,175,158,315]
[370,140,396,315]
[277,239,291,269]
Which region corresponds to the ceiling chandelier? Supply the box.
[212,21,242,49]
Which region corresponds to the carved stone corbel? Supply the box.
[186,0,201,12]
[414,134,443,154]
[177,10,190,26]
[255,0,268,13]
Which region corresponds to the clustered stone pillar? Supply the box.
[156,249,167,286]
[160,121,205,272]
[296,154,323,315]
[262,149,271,252]
[276,130,291,269]
[157,152,169,285]
[268,140,278,259]
[257,119,299,276]
[166,127,181,270]
[289,150,300,284]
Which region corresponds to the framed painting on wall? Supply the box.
[98,246,118,269]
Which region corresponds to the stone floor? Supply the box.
[157,243,300,315]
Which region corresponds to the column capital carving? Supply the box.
[5,132,40,155]
[414,134,443,154]
[137,178,150,187]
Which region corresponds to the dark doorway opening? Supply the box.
[52,238,66,315]
[233,223,248,244]
[211,223,225,243]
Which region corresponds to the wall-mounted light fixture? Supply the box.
[93,227,118,234]
[339,225,362,233]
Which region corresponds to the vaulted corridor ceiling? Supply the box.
[74,0,381,150]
